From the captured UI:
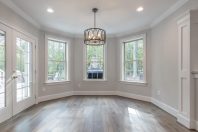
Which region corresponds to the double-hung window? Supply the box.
[46,37,68,83]
[122,35,146,83]
[84,45,105,80]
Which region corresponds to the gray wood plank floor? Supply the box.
[0,96,197,132]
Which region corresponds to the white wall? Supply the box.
[0,1,75,97]
[151,0,198,118]
[116,30,152,97]
[0,1,39,38]
[1,0,198,124]
[37,31,75,97]
[73,37,117,92]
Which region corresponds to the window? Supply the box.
[46,38,68,82]
[85,45,105,80]
[122,35,146,83]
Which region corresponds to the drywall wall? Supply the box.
[73,37,117,92]
[0,1,39,38]
[116,30,152,97]
[1,0,198,123]
[195,79,198,122]
[0,1,75,97]
[37,31,75,97]
[151,0,198,116]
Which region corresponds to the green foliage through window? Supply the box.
[124,38,144,81]
[47,39,67,81]
[86,45,104,79]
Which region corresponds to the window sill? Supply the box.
[44,80,71,85]
[83,79,107,82]
[119,81,148,86]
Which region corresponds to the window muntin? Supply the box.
[47,39,67,82]
[123,38,145,82]
[85,45,105,80]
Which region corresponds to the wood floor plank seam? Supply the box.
[0,96,197,132]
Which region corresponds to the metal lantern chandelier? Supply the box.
[84,8,106,45]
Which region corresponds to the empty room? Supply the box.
[0,0,198,131]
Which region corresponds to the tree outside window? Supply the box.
[86,45,104,79]
[47,39,67,82]
[123,38,144,82]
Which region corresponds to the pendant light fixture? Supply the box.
[84,8,106,45]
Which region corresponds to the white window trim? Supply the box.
[83,43,107,81]
[120,34,147,84]
[45,34,70,84]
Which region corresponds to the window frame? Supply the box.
[0,29,6,109]
[45,35,70,84]
[120,34,147,84]
[83,43,107,81]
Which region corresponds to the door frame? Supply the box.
[0,19,39,122]
[12,31,37,115]
[0,23,12,123]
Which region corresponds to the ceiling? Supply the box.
[4,0,182,35]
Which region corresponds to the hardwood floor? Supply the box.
[0,96,197,132]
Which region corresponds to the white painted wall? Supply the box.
[0,1,39,38]
[37,31,75,97]
[116,30,152,97]
[73,37,117,92]
[150,0,198,120]
[0,1,75,97]
[1,0,198,126]
[195,79,198,122]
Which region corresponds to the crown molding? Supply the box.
[0,0,40,28]
[0,0,189,37]
[150,0,189,28]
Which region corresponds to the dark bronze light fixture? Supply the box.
[84,8,106,45]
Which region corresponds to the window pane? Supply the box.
[0,30,5,108]
[124,38,144,81]
[0,93,5,108]
[48,61,65,81]
[47,39,67,82]
[16,38,32,102]
[86,45,104,79]
[48,40,65,61]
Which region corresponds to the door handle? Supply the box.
[12,71,18,80]
[12,75,18,79]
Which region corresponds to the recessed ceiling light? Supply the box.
[47,8,54,13]
[136,6,144,12]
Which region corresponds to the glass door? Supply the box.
[13,31,36,115]
[0,23,12,123]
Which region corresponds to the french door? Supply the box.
[12,31,36,115]
[0,23,36,123]
[0,23,12,123]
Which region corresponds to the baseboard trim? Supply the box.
[151,98,178,117]
[73,91,116,95]
[36,91,198,130]
[38,91,73,103]
[177,114,197,129]
[116,91,151,102]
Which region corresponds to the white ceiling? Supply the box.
[4,0,183,35]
